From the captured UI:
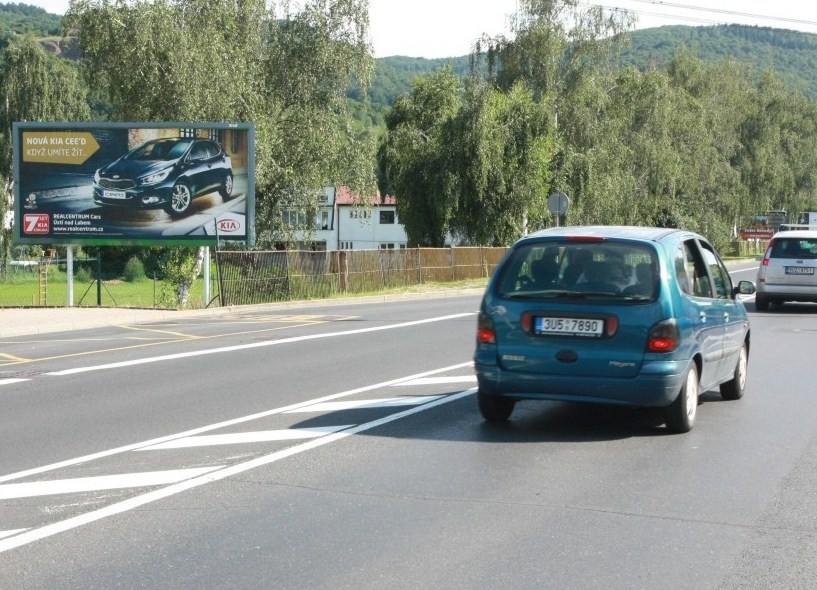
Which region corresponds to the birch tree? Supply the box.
[0,36,89,271]
[68,0,374,305]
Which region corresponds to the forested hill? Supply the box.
[4,1,817,104]
[368,24,817,107]
[621,25,817,99]
[0,2,60,36]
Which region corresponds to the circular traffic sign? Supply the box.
[548,191,570,215]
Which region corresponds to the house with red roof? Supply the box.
[283,185,408,251]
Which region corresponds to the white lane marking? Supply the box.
[394,376,477,386]
[285,395,444,413]
[139,426,354,450]
[730,267,759,275]
[0,467,223,500]
[0,361,473,485]
[0,387,476,553]
[0,529,27,540]
[47,313,475,376]
[0,378,30,386]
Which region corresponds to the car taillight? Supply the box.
[761,239,775,267]
[606,315,618,337]
[477,313,496,344]
[647,319,679,352]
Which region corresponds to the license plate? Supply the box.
[535,316,604,337]
[785,266,815,275]
[103,189,127,199]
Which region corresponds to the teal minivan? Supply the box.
[474,226,756,433]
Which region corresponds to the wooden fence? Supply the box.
[216,247,508,305]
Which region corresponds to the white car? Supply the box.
[756,229,817,310]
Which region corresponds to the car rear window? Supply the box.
[496,241,658,300]
[770,237,817,259]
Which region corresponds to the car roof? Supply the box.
[524,225,685,242]
[772,230,817,239]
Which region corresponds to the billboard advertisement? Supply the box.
[13,122,255,246]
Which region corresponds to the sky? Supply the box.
[22,0,817,59]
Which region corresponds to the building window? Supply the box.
[283,210,305,227]
[350,208,371,219]
[180,128,196,138]
[379,210,395,224]
[341,241,353,250]
[321,211,329,230]
[380,243,395,249]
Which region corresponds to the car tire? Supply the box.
[755,295,769,311]
[219,173,234,199]
[478,390,515,423]
[166,181,192,217]
[665,363,699,433]
[720,343,748,400]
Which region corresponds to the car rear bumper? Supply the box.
[756,284,817,302]
[474,358,689,408]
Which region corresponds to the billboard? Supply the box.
[13,122,254,246]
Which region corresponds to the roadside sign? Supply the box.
[548,192,570,226]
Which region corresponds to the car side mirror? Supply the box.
[733,280,756,297]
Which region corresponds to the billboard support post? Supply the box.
[204,246,210,307]
[207,220,222,308]
[96,253,102,306]
[67,246,74,307]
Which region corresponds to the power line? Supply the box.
[579,0,817,30]
[624,0,817,28]
[600,5,716,26]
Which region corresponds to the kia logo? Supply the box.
[217,219,240,232]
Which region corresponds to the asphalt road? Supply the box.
[1,265,816,590]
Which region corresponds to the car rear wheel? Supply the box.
[755,295,769,311]
[720,343,748,400]
[665,363,699,433]
[219,173,234,199]
[166,181,192,217]
[478,390,515,423]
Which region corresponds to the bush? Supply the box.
[123,256,146,282]
[75,265,93,284]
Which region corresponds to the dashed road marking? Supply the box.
[0,467,224,500]
[0,361,473,485]
[394,376,477,386]
[0,386,476,553]
[139,426,354,450]
[46,313,475,376]
[0,353,30,362]
[285,395,445,413]
[0,378,30,386]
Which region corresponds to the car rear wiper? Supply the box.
[506,289,574,299]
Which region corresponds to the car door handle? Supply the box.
[699,312,706,323]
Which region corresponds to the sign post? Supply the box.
[548,191,570,227]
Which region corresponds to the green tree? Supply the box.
[471,0,634,237]
[448,80,558,245]
[67,0,374,306]
[378,67,462,246]
[0,35,89,272]
[734,69,817,221]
